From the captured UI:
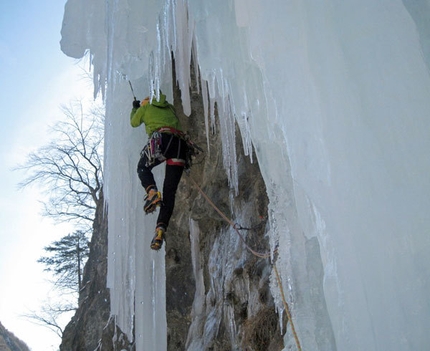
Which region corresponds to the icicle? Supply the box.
[270,267,285,325]
[149,51,155,100]
[173,0,192,115]
[168,0,177,54]
[279,308,285,335]
[201,77,210,152]
[192,35,200,95]
[218,77,239,195]
[207,71,217,133]
[238,90,253,163]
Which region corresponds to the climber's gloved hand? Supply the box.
[133,100,141,108]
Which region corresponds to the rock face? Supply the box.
[0,322,30,351]
[60,64,284,350]
[60,190,116,351]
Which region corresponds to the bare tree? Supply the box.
[23,302,76,339]
[16,99,104,233]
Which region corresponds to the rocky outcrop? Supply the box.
[60,190,116,351]
[0,322,30,351]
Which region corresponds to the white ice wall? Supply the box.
[61,0,430,350]
[188,1,430,349]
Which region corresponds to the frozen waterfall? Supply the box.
[60,0,430,350]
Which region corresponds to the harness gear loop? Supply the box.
[158,127,203,170]
[141,131,165,167]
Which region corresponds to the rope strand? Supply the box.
[188,175,270,258]
[274,264,302,351]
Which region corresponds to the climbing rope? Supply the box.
[188,174,302,351]
[188,175,269,258]
[274,264,302,351]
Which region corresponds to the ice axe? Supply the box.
[128,80,137,101]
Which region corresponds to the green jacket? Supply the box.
[130,93,182,136]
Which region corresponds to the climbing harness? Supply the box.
[142,128,202,170]
[143,127,202,170]
[157,127,203,168]
[187,174,302,351]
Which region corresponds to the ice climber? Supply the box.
[130,92,188,250]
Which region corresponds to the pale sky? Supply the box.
[0,1,93,350]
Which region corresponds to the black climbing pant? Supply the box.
[137,133,187,229]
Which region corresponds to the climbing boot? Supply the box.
[144,188,162,214]
[150,226,166,250]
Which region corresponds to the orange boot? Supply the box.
[144,187,162,214]
[150,226,166,250]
